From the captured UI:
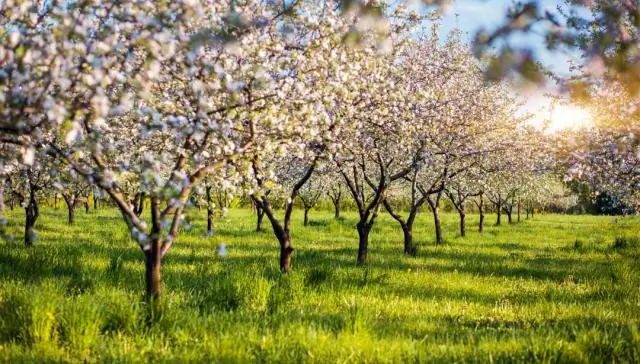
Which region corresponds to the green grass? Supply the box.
[0,207,639,363]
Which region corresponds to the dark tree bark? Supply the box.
[133,192,145,216]
[252,196,295,272]
[338,161,410,264]
[382,180,429,257]
[255,205,264,232]
[84,198,90,213]
[427,192,444,245]
[24,189,39,247]
[447,188,473,238]
[53,193,58,209]
[145,198,163,301]
[299,190,322,227]
[383,198,418,256]
[207,208,213,235]
[62,194,75,225]
[205,186,214,236]
[496,196,502,226]
[250,156,320,272]
[93,194,98,210]
[144,243,162,302]
[327,186,342,219]
[132,193,140,213]
[303,208,310,226]
[356,221,371,264]
[517,199,521,222]
[478,193,485,232]
[401,223,413,255]
[504,203,513,224]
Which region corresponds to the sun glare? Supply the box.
[546,104,593,133]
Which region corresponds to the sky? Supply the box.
[433,0,592,130]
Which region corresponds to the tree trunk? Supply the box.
[138,193,145,215]
[68,204,75,225]
[144,238,163,301]
[84,199,89,213]
[266,215,293,272]
[496,199,502,226]
[258,200,295,273]
[433,206,442,244]
[132,193,140,213]
[24,195,38,247]
[478,194,485,232]
[517,200,521,222]
[428,196,443,245]
[401,222,414,256]
[506,208,513,224]
[332,198,340,219]
[256,206,264,232]
[205,207,213,236]
[53,193,57,209]
[279,234,293,273]
[93,195,98,210]
[206,186,213,236]
[134,192,145,216]
[459,211,466,237]
[303,208,310,226]
[356,221,370,264]
[63,195,75,225]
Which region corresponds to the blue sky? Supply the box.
[437,0,584,76]
[434,0,590,127]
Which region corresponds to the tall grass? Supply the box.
[0,207,638,362]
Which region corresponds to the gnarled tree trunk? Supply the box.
[382,196,423,256]
[258,205,294,272]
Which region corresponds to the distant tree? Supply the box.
[7,154,52,247]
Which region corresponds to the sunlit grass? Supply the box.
[0,206,639,362]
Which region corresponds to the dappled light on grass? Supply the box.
[0,208,639,362]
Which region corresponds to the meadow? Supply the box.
[0,207,639,363]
